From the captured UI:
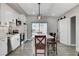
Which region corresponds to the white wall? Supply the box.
[26,16,58,39]
[76,17,79,52]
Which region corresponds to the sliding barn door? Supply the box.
[59,19,68,45]
[59,17,76,46]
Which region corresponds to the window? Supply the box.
[32,22,47,37]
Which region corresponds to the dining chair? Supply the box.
[47,33,57,55]
[35,35,46,56]
[49,33,53,36]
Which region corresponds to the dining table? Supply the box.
[31,34,54,56]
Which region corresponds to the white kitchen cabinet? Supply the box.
[59,17,76,46]
[10,34,20,50]
[59,18,69,45]
[0,38,7,56]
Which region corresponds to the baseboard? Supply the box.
[70,44,76,46]
[60,42,76,47]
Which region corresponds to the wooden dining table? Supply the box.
[31,34,54,56]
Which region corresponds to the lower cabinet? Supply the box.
[0,38,7,56]
[0,34,20,56]
[10,34,20,51]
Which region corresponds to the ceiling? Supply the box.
[13,3,79,17]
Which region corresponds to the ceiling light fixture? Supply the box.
[37,3,41,20]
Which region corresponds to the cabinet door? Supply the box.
[0,40,3,56]
[11,34,20,50]
[59,19,68,45]
[67,18,71,45]
[0,39,7,56]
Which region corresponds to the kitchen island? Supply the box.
[7,34,20,54]
[0,33,20,56]
[0,36,7,56]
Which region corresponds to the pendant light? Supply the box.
[37,3,41,20]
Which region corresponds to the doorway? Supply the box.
[71,16,76,45]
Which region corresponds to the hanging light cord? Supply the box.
[38,3,40,16]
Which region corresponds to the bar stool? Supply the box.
[47,33,57,55]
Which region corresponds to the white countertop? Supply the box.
[0,33,19,40]
[7,33,20,38]
[0,34,7,40]
[32,34,54,39]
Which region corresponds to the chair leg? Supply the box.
[56,43,57,55]
[51,44,57,55]
[47,44,49,56]
[35,48,37,56]
[35,52,37,56]
[44,47,46,56]
[47,44,49,55]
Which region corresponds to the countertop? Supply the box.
[7,33,20,38]
[0,33,20,41]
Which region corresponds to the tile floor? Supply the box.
[8,40,77,56]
